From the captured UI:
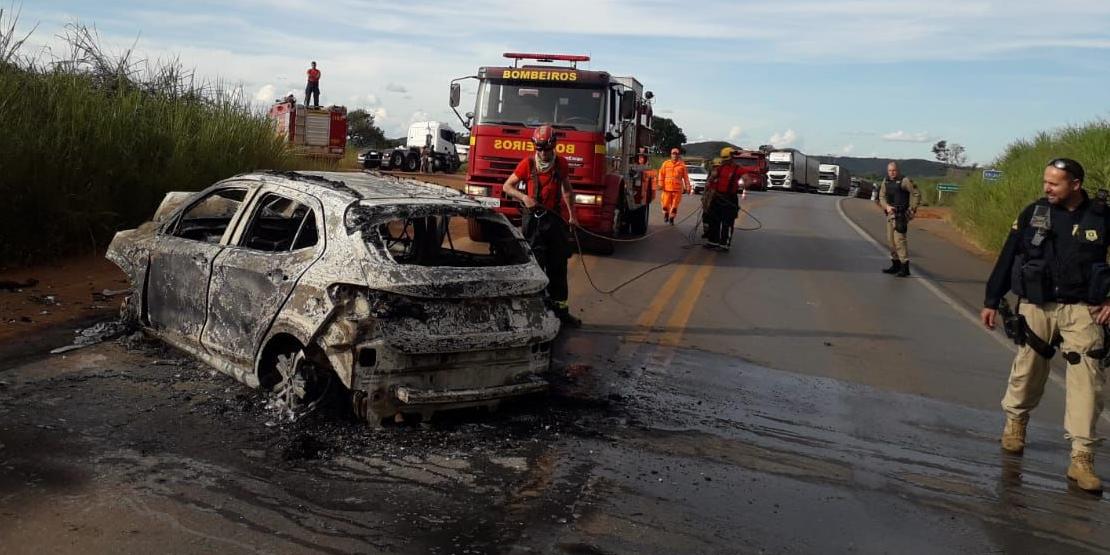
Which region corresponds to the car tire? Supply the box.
[403,152,420,172]
[269,347,338,421]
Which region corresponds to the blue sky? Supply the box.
[14,0,1110,163]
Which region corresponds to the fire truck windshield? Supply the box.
[475,80,605,132]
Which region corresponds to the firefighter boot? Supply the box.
[1067,450,1103,494]
[896,261,911,277]
[882,259,902,274]
[1000,415,1028,454]
[554,303,582,329]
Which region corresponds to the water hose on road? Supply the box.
[565,196,763,295]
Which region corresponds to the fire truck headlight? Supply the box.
[466,185,491,197]
[574,194,602,206]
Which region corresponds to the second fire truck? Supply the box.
[449,53,655,253]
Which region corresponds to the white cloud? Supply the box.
[768,129,799,148]
[372,107,389,120]
[728,126,744,141]
[409,110,431,124]
[882,130,933,143]
[841,143,855,154]
[386,83,408,93]
[253,84,276,104]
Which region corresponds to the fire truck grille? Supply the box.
[481,155,519,173]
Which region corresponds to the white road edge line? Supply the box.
[835,198,1110,426]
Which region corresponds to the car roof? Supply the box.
[230,171,478,208]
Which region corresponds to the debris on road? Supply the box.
[0,278,38,291]
[49,320,132,354]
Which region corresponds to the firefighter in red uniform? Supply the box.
[501,125,582,328]
[704,147,747,250]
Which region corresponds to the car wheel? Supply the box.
[270,348,334,421]
[403,152,420,172]
[388,151,404,169]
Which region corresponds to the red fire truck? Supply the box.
[449,53,655,253]
[734,149,768,191]
[268,99,348,159]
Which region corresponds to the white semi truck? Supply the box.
[360,121,462,173]
[817,163,852,195]
[767,150,819,191]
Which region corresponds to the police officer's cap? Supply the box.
[1048,158,1085,182]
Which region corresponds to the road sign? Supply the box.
[937,183,960,192]
[983,169,1003,182]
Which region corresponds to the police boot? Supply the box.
[1000,415,1028,454]
[881,258,901,274]
[1067,450,1103,494]
[896,261,911,277]
[554,304,582,329]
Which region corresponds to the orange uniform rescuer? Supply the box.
[657,148,691,224]
[500,125,582,328]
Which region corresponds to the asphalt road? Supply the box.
[1,190,1107,554]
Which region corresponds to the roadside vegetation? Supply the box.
[0,15,344,267]
[950,121,1110,252]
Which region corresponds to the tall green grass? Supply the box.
[0,18,326,266]
[952,122,1110,252]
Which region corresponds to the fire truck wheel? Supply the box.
[629,206,648,235]
[403,152,420,172]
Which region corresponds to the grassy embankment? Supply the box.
[946,122,1110,252]
[0,21,350,267]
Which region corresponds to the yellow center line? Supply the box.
[658,253,717,348]
[655,195,767,349]
[627,249,705,343]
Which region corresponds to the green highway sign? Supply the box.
[937,183,960,192]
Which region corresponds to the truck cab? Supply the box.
[449,53,654,251]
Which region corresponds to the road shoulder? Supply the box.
[839,198,996,314]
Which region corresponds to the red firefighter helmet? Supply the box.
[532,124,557,151]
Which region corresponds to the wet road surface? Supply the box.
[1,191,1107,553]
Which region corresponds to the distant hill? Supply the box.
[813,156,951,178]
[681,141,740,160]
[681,142,953,178]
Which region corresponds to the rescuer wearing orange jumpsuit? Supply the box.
[657,148,691,224]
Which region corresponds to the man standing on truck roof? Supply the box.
[879,161,922,277]
[501,125,582,328]
[658,148,691,225]
[305,61,321,109]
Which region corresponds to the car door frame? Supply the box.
[200,184,328,370]
[144,184,259,348]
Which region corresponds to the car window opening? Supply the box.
[241,193,319,252]
[172,188,248,244]
[374,215,529,267]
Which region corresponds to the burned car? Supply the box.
[107,171,559,424]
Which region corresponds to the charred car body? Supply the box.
[107,171,559,424]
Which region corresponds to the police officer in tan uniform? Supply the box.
[980,158,1107,494]
[878,162,921,277]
